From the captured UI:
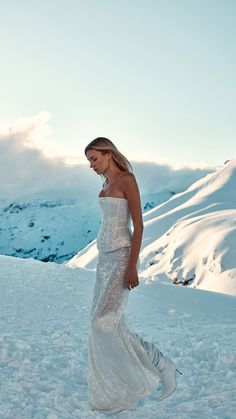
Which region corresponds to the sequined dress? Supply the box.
[88,196,164,413]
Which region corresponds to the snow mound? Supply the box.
[69,160,236,296]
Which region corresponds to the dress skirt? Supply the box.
[88,246,163,414]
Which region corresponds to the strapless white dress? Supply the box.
[88,197,165,413]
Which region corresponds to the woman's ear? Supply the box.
[107,151,113,161]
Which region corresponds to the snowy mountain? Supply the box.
[0,197,100,263]
[0,254,235,418]
[68,160,236,297]
[0,190,177,263]
[0,162,211,263]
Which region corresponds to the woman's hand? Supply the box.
[124,267,139,290]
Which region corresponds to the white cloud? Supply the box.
[0,112,217,203]
[0,111,52,150]
[0,112,99,202]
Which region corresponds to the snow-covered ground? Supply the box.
[69,160,236,297]
[0,255,235,418]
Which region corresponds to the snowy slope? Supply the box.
[0,191,177,264]
[0,170,212,264]
[68,160,236,297]
[0,255,235,418]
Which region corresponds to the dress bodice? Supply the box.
[96,197,132,252]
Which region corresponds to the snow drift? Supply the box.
[68,160,236,296]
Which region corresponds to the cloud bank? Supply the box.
[0,112,217,203]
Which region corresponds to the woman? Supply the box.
[85,137,181,414]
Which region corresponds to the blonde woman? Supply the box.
[85,137,182,414]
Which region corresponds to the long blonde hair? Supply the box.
[84,137,133,182]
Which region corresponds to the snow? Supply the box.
[0,255,236,418]
[0,198,101,263]
[69,160,236,297]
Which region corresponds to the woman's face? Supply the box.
[86,149,111,175]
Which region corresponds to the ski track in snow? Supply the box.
[0,255,236,419]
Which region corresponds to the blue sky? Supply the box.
[0,0,235,166]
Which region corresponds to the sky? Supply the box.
[0,0,235,167]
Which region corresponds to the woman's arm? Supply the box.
[123,173,143,289]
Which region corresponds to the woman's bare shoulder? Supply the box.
[121,171,135,181]
[121,172,139,194]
